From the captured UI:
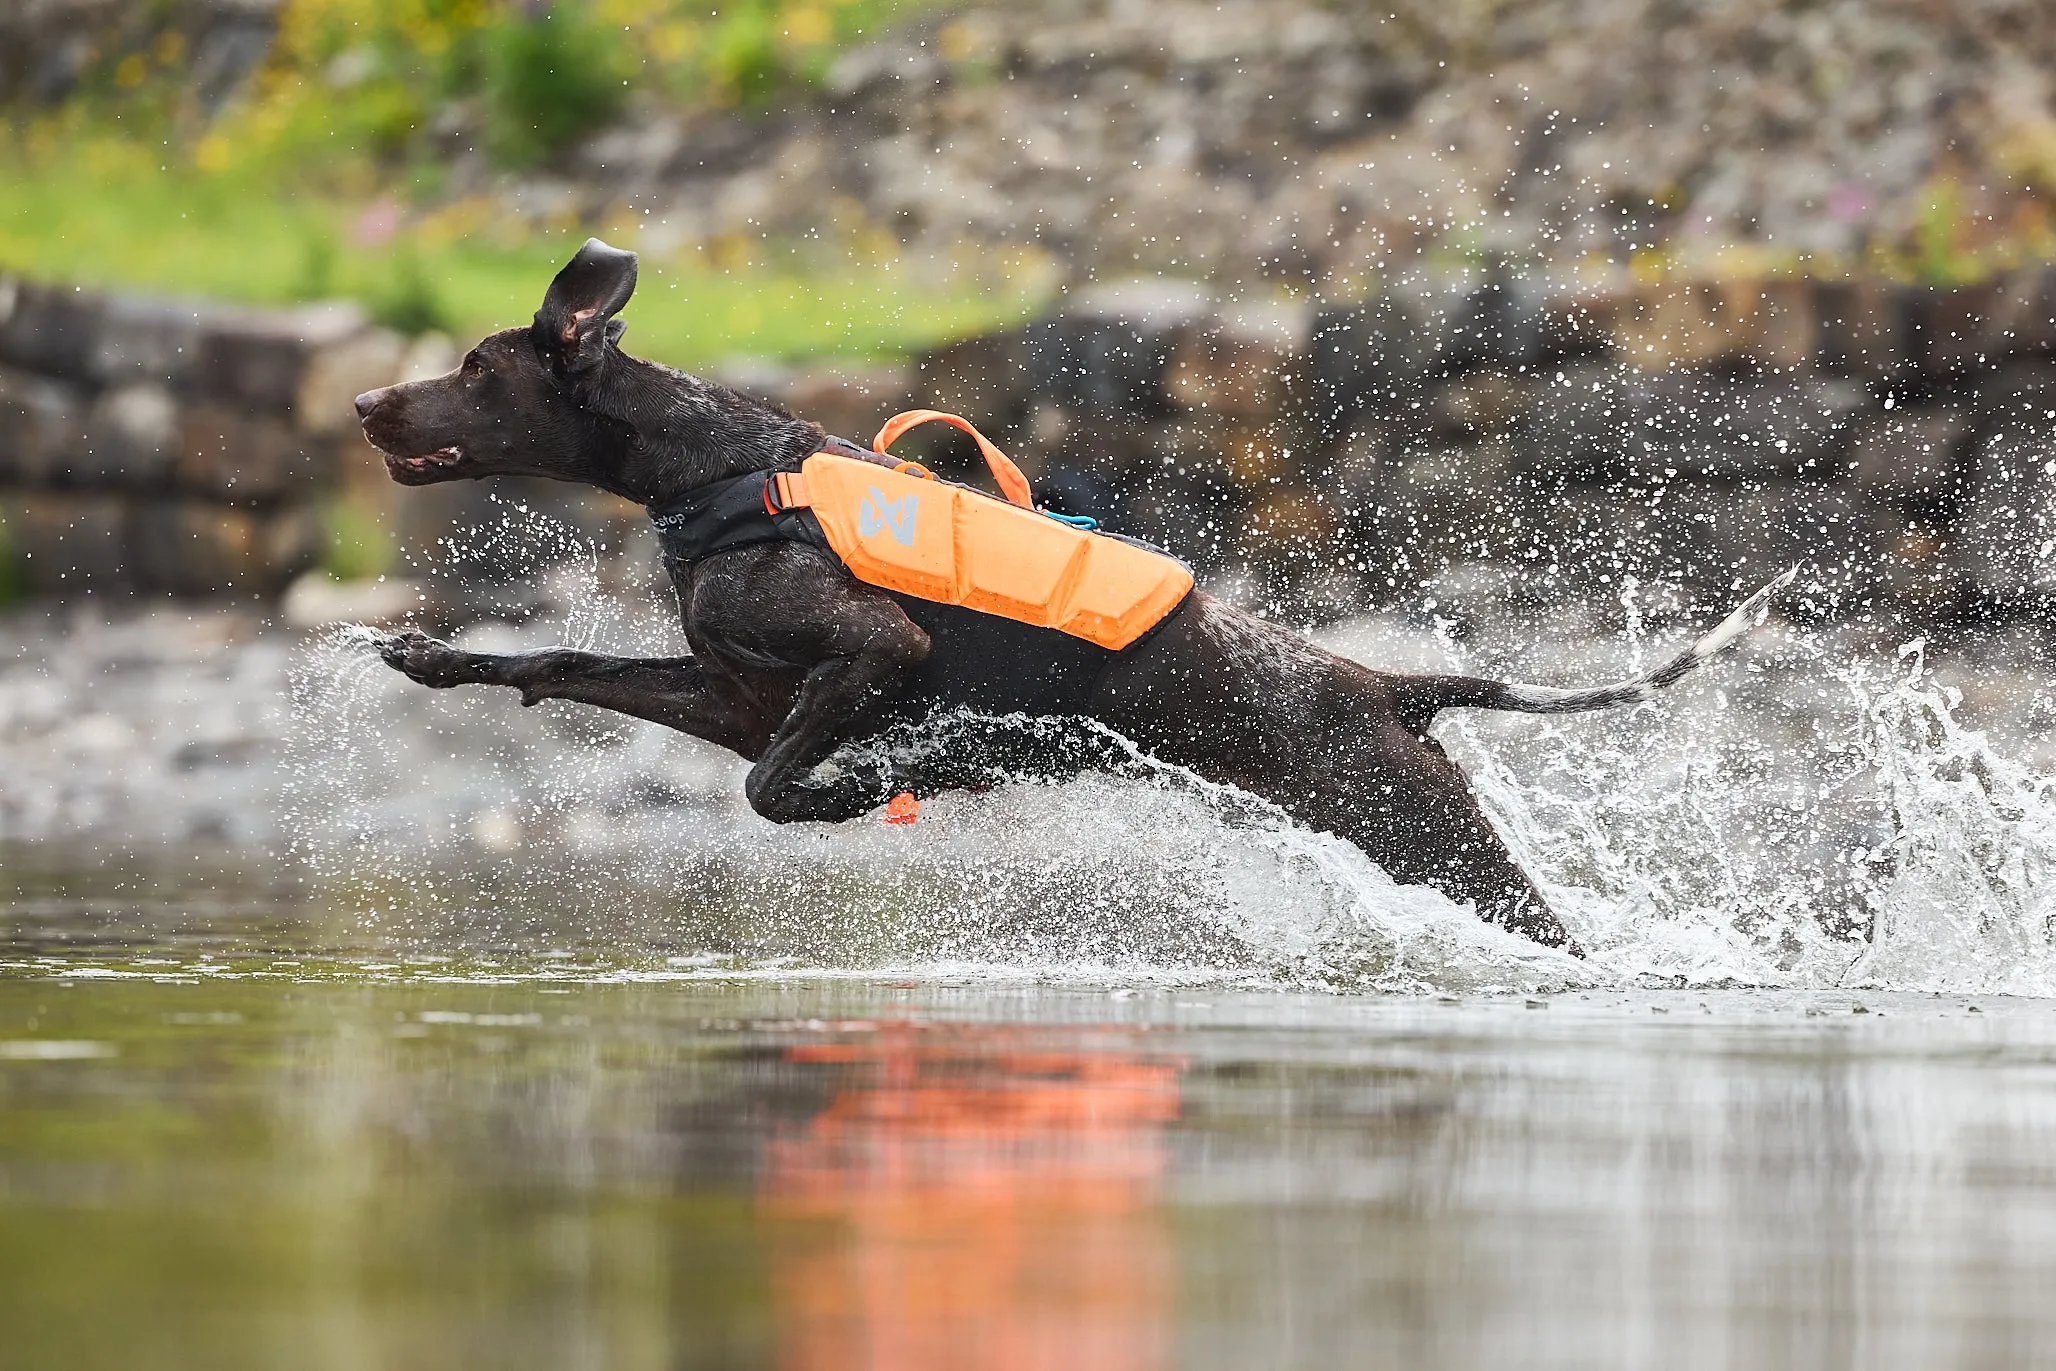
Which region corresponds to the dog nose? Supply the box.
[354,389,385,420]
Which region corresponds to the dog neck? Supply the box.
[579,351,825,508]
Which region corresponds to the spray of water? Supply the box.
[286,503,2056,996]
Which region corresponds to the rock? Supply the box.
[0,280,105,378]
[126,499,318,597]
[778,361,916,443]
[1025,315,1178,420]
[1110,466,1241,568]
[280,572,426,627]
[1303,296,1439,434]
[1957,434,2056,614]
[1163,326,1291,420]
[917,329,1031,425]
[1609,278,1785,372]
[1568,480,1890,608]
[1445,272,1553,373]
[1981,266,2056,360]
[1906,284,2002,378]
[195,301,368,411]
[177,404,326,501]
[1522,363,1865,481]
[1812,279,1914,381]
[1842,409,1972,506]
[295,326,405,435]
[1970,359,2056,444]
[87,293,207,389]
[0,365,85,486]
[1239,487,1336,553]
[79,383,179,487]
[0,492,127,590]
[1429,370,1534,440]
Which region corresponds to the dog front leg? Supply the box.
[376,632,761,756]
[742,623,931,825]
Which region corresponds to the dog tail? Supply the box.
[1393,566,1796,731]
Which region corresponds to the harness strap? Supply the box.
[873,410,1035,509]
[766,470,809,514]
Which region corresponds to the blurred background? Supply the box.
[4,0,2055,852]
[8,7,2056,1369]
[4,0,2056,612]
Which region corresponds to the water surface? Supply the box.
[5,853,2055,1371]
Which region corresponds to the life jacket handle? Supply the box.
[872,410,1035,509]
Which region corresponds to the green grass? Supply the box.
[0,150,1051,367]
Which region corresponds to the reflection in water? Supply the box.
[763,1025,1181,1371]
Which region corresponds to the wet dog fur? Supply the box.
[354,239,1789,951]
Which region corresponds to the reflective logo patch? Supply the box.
[858,487,919,546]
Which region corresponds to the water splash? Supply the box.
[1840,644,2056,995]
[287,503,2056,997]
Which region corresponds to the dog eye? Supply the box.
[460,353,484,376]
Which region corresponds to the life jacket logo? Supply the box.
[858,487,918,546]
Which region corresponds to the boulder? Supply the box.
[1163,327,1291,420]
[1956,434,2056,614]
[778,361,915,443]
[177,404,326,502]
[294,326,406,435]
[1521,363,1866,481]
[0,365,85,485]
[1970,359,2056,445]
[0,279,105,379]
[78,383,179,487]
[195,301,369,412]
[1812,278,1914,382]
[88,293,207,389]
[0,492,127,590]
[1842,409,1972,507]
[1981,266,2056,360]
[916,329,1030,426]
[126,499,320,597]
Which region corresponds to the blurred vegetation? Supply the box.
[319,498,398,582]
[0,0,1054,365]
[67,0,934,174]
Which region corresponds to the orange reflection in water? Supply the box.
[762,1022,1183,1371]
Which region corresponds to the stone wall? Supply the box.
[5,266,2055,623]
[876,266,2056,622]
[0,278,413,598]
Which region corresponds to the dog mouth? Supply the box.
[382,446,466,482]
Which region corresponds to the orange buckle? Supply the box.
[766,470,811,513]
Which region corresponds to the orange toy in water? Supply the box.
[883,792,921,825]
[767,412,1193,651]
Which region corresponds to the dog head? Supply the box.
[353,239,814,503]
[353,239,637,490]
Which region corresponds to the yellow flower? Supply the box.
[783,7,830,45]
[194,134,233,173]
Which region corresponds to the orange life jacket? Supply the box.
[766,411,1194,652]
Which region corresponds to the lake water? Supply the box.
[5,846,2056,1370]
[6,545,2056,1367]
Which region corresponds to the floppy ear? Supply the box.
[534,238,638,375]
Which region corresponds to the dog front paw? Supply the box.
[375,630,490,689]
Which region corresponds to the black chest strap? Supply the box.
[646,435,879,565]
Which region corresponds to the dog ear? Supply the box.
[534,238,638,375]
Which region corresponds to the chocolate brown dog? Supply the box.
[355,239,1789,950]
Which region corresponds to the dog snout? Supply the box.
[354,388,388,420]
